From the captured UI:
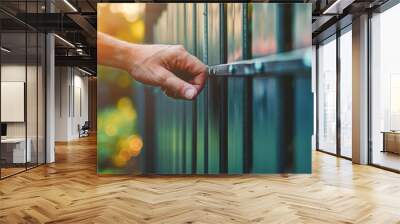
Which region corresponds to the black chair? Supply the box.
[79,121,90,138]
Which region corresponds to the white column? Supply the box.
[352,14,369,164]
[45,0,56,163]
[46,32,55,163]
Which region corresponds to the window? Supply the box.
[371,3,400,171]
[340,29,352,158]
[317,37,337,154]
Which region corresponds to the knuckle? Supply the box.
[178,83,186,93]
[173,45,185,53]
[155,72,168,85]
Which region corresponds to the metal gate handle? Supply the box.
[207,48,311,77]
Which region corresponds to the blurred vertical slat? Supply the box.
[242,3,253,173]
[276,4,295,173]
[207,3,221,174]
[293,5,313,173]
[227,3,244,174]
[195,3,206,174]
[203,3,209,174]
[219,3,228,174]
[188,3,197,174]
[252,3,280,173]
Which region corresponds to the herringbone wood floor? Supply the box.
[1,136,400,224]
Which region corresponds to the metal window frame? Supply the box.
[315,23,353,161]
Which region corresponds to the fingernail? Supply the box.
[184,87,196,99]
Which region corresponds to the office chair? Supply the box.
[79,121,90,138]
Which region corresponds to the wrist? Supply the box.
[98,33,151,72]
[121,44,158,72]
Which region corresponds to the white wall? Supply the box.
[1,65,26,139]
[55,67,69,141]
[1,65,39,138]
[1,64,46,163]
[72,73,89,137]
[1,82,25,122]
[55,67,89,141]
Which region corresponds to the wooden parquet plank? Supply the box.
[0,135,400,223]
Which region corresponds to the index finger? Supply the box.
[175,52,208,91]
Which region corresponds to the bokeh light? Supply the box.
[97,3,146,173]
[98,3,145,44]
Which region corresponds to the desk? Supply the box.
[382,131,400,154]
[1,138,31,163]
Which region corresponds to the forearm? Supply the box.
[96,32,207,100]
[97,32,145,72]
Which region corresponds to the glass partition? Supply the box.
[0,1,46,179]
[1,30,28,177]
[317,37,337,154]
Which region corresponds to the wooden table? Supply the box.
[1,138,32,164]
[382,131,400,154]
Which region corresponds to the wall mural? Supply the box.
[97,3,312,175]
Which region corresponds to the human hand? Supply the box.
[98,33,207,100]
[128,45,207,100]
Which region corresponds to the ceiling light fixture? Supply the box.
[54,34,75,48]
[63,0,78,12]
[78,67,93,76]
[1,47,11,53]
[322,0,354,15]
